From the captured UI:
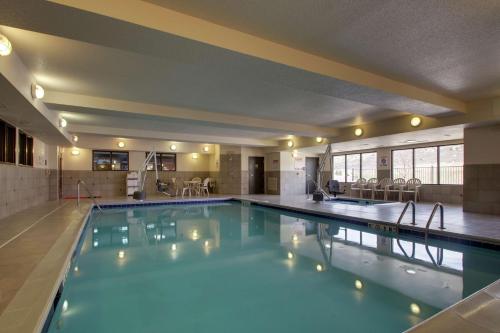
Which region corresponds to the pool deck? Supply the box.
[0,194,499,333]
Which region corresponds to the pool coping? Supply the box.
[2,196,499,333]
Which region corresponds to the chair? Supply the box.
[326,179,345,197]
[403,178,422,202]
[373,178,393,200]
[200,178,210,196]
[171,177,179,196]
[350,178,366,198]
[361,178,378,199]
[387,178,406,201]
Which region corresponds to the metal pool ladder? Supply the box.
[424,202,445,241]
[77,180,103,212]
[396,200,416,232]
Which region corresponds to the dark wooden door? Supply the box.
[305,157,319,194]
[248,156,265,194]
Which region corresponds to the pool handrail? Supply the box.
[77,180,103,212]
[424,202,445,241]
[396,200,416,232]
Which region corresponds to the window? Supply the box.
[346,154,360,182]
[93,151,129,171]
[18,131,33,166]
[415,147,437,184]
[333,155,346,182]
[392,149,413,181]
[392,144,463,184]
[361,152,377,179]
[145,152,176,171]
[332,152,377,182]
[439,145,464,184]
[0,119,16,164]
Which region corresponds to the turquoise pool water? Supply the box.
[48,201,500,333]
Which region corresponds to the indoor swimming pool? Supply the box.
[47,201,500,333]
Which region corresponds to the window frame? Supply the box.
[92,150,129,171]
[331,151,378,182]
[18,130,34,167]
[145,152,177,171]
[391,143,463,185]
[0,119,16,164]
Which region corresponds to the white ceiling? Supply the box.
[149,0,500,101]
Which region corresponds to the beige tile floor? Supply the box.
[0,194,499,333]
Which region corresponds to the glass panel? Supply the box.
[333,227,346,240]
[160,153,176,171]
[415,147,438,184]
[332,155,346,182]
[93,151,112,171]
[18,132,27,165]
[111,152,128,171]
[26,137,33,166]
[5,124,16,163]
[392,149,413,181]
[439,145,464,184]
[361,152,377,180]
[346,229,360,244]
[346,154,361,182]
[361,232,377,248]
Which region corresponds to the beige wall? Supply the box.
[464,124,500,165]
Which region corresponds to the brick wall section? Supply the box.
[0,164,57,219]
[463,164,500,214]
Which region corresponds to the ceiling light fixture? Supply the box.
[315,137,323,143]
[31,83,45,99]
[118,250,125,259]
[170,144,177,151]
[354,128,363,137]
[355,280,363,290]
[316,264,324,272]
[410,303,421,315]
[72,135,79,142]
[410,116,422,127]
[117,141,125,148]
[287,251,294,259]
[203,146,209,152]
[0,34,12,56]
[71,148,80,156]
[287,140,294,148]
[59,118,67,128]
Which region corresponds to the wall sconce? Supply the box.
[287,140,294,148]
[203,146,209,152]
[410,116,422,127]
[192,153,199,159]
[292,149,298,158]
[117,141,125,148]
[72,135,79,142]
[31,83,45,99]
[0,34,12,56]
[354,128,363,137]
[59,118,67,128]
[315,137,323,143]
[71,148,80,156]
[170,144,177,151]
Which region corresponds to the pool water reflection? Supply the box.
[48,201,500,333]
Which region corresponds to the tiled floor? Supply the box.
[0,194,499,333]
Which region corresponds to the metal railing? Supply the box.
[396,200,416,232]
[425,202,445,241]
[392,166,463,184]
[77,180,103,212]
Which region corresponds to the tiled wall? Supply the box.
[0,164,57,219]
[265,171,280,195]
[217,154,242,194]
[62,170,210,198]
[280,170,306,195]
[463,164,500,214]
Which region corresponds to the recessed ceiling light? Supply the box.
[355,279,363,290]
[316,264,324,272]
[31,83,45,99]
[118,250,125,259]
[72,135,79,142]
[315,137,323,143]
[117,141,125,148]
[170,144,177,151]
[410,116,422,127]
[0,34,12,56]
[354,128,363,137]
[287,140,294,148]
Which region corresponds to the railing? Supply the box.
[396,200,416,233]
[77,180,103,212]
[425,202,445,241]
[392,166,463,184]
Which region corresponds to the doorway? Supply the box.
[305,157,319,194]
[248,156,265,194]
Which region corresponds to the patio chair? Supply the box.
[361,178,378,199]
[373,178,393,200]
[403,178,422,202]
[326,179,345,197]
[200,178,210,196]
[350,178,366,198]
[387,178,406,201]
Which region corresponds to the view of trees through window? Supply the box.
[392,144,463,184]
[333,152,377,182]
